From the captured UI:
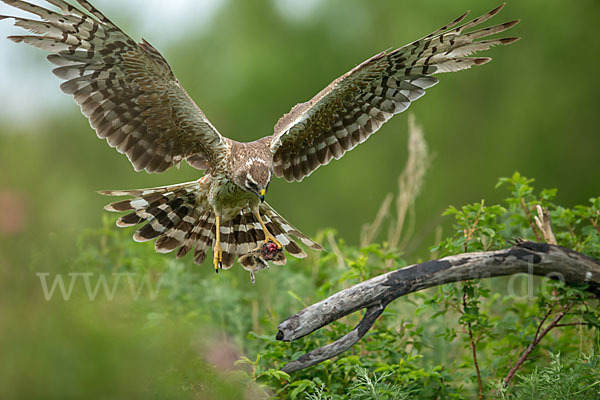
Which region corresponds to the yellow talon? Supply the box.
[254,210,283,249]
[265,232,283,249]
[213,241,222,272]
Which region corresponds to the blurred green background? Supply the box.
[0,0,599,398]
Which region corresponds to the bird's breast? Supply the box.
[210,178,256,220]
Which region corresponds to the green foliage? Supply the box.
[3,172,598,399]
[495,172,600,258]
[438,200,507,253]
[347,367,415,400]
[249,173,600,399]
[495,353,600,400]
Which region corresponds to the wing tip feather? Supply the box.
[503,19,521,30]
[500,37,521,45]
[98,189,125,196]
[133,232,150,243]
[116,218,135,227]
[488,3,506,17]
[7,35,24,43]
[454,10,470,24]
[474,57,492,65]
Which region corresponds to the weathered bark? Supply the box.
[276,241,600,373]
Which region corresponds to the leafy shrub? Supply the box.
[247,173,599,399]
[70,173,598,399]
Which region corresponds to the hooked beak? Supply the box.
[259,189,266,202]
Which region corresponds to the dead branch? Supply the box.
[276,241,600,373]
[534,205,557,245]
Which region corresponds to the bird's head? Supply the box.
[236,159,272,202]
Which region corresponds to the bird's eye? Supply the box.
[246,180,258,192]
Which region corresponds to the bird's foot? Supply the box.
[213,242,223,273]
[264,233,282,249]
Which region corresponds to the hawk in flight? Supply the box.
[2,1,519,281]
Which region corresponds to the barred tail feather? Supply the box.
[100,180,323,276]
[187,210,214,264]
[260,204,323,252]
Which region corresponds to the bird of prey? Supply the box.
[1,1,519,281]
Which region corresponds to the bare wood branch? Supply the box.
[534,205,557,245]
[277,241,600,373]
[279,304,386,373]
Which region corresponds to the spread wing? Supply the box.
[269,4,519,182]
[1,0,226,173]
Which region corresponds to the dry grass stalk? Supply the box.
[360,114,430,254]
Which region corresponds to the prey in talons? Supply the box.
[239,240,285,284]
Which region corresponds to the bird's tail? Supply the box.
[100,179,322,275]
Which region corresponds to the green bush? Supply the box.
[22,173,597,399]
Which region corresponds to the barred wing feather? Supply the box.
[269,4,519,182]
[1,0,225,173]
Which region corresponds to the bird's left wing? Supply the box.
[1,0,227,173]
[269,4,519,182]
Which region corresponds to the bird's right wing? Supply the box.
[1,0,226,173]
[269,4,519,182]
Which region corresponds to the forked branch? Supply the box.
[276,241,600,373]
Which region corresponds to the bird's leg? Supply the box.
[213,214,222,272]
[253,210,282,249]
